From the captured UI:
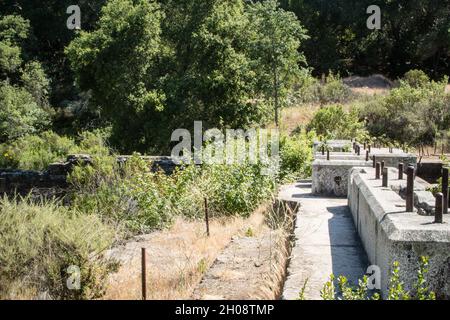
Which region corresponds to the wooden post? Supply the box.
[366,150,369,162]
[376,162,381,180]
[398,163,404,180]
[382,168,388,187]
[327,150,330,161]
[442,167,449,214]
[435,193,443,224]
[322,146,325,156]
[406,166,415,212]
[373,155,376,168]
[381,161,385,176]
[204,197,210,237]
[141,248,147,301]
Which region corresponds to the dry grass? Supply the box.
[103,204,269,300]
[272,103,320,134]
[350,87,390,96]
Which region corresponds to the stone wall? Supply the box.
[348,167,450,299]
[0,155,177,197]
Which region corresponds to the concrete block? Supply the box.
[348,167,450,299]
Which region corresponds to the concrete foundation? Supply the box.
[312,160,371,197]
[312,148,417,197]
[348,167,450,299]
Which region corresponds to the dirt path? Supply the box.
[191,229,286,300]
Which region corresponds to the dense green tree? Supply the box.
[247,0,308,127]
[0,15,51,142]
[0,82,50,143]
[0,1,107,105]
[279,0,450,78]
[66,0,165,152]
[160,0,269,132]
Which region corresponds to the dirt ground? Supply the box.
[103,205,270,300]
[192,229,287,300]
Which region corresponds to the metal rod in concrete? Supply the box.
[357,145,361,156]
[381,161,385,176]
[322,146,325,155]
[406,166,415,212]
[327,150,330,161]
[442,167,449,214]
[376,162,381,180]
[366,150,370,162]
[382,168,388,187]
[373,155,376,168]
[398,163,404,180]
[435,193,443,224]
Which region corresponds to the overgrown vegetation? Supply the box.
[0,196,118,300]
[358,70,450,148]
[313,257,436,300]
[0,130,110,170]
[1,0,449,301]
[306,105,368,141]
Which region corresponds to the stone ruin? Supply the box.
[0,154,177,197]
[312,140,417,197]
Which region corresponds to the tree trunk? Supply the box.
[273,63,279,128]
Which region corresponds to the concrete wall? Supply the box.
[313,140,352,153]
[312,152,418,197]
[348,167,450,299]
[312,160,371,197]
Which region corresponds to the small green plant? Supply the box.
[320,274,336,300]
[304,257,436,300]
[245,227,255,237]
[197,258,208,275]
[414,256,436,300]
[297,279,309,300]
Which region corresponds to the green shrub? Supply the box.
[0,196,118,299]
[307,104,368,140]
[0,82,50,143]
[316,257,435,300]
[359,71,450,147]
[279,130,314,181]
[69,153,276,234]
[293,72,354,105]
[0,130,111,170]
[402,69,430,88]
[68,154,173,234]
